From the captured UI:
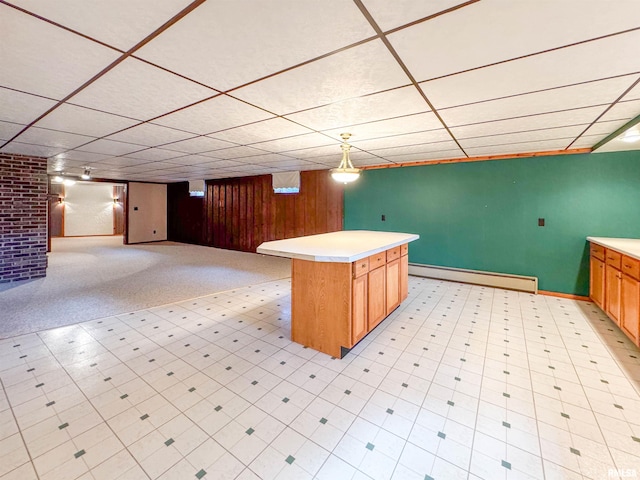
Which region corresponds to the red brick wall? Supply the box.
[0,154,48,282]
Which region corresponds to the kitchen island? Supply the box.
[257,230,419,357]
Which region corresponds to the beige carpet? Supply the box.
[0,236,291,338]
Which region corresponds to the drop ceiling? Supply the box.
[1,0,639,183]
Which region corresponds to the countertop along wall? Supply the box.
[344,150,640,296]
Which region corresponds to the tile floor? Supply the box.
[1,277,639,480]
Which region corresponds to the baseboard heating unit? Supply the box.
[408,263,538,294]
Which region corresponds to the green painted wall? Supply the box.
[344,150,640,296]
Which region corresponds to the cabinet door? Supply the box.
[621,274,639,344]
[400,253,409,301]
[368,266,386,330]
[352,274,368,345]
[386,259,400,315]
[590,256,605,309]
[605,264,621,324]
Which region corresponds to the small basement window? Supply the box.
[272,171,300,194]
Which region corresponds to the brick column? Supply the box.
[0,154,48,282]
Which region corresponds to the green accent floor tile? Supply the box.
[501,460,511,469]
[58,423,69,430]
[502,421,511,428]
[195,469,206,479]
[561,412,570,419]
[285,455,295,464]
[344,390,351,395]
[188,387,196,392]
[246,428,255,435]
[214,405,222,412]
[74,450,86,458]
[165,438,174,446]
[447,400,455,406]
[319,417,328,424]
[282,397,289,403]
[570,447,581,456]
[251,380,258,385]
[140,414,149,420]
[386,408,394,415]
[437,431,446,439]
[365,443,375,451]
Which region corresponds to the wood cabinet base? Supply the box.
[291,244,409,358]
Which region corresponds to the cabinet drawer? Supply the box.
[590,243,605,261]
[353,258,369,278]
[621,255,640,280]
[368,252,386,270]
[386,246,401,262]
[605,249,621,269]
[400,243,408,256]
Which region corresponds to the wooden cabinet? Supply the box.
[621,255,640,344]
[590,256,604,309]
[386,258,400,315]
[352,274,368,344]
[400,246,409,301]
[368,264,387,330]
[590,241,640,347]
[605,263,621,324]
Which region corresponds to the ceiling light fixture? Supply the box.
[621,128,640,143]
[81,167,92,180]
[330,133,361,184]
[63,178,76,186]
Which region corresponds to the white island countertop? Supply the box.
[587,237,640,261]
[257,230,420,263]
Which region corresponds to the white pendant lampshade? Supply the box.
[330,133,361,184]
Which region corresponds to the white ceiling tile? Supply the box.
[200,146,271,160]
[0,141,65,157]
[389,0,640,81]
[135,0,375,91]
[420,37,640,109]
[579,119,630,138]
[232,40,410,114]
[76,139,146,156]
[377,149,465,164]
[210,117,314,145]
[6,0,194,51]
[167,156,242,168]
[51,150,114,163]
[14,127,95,150]
[121,148,183,162]
[351,129,453,151]
[351,157,393,167]
[261,159,319,169]
[284,144,339,160]
[98,157,155,167]
[153,95,274,135]
[161,136,238,154]
[0,4,119,99]
[458,125,586,149]
[70,58,214,120]
[250,133,335,153]
[597,99,640,124]
[295,149,379,167]
[35,104,139,138]
[0,120,25,141]
[322,112,443,141]
[105,123,195,146]
[373,140,462,158]
[0,88,58,125]
[233,153,297,164]
[449,105,608,138]
[286,86,428,131]
[439,77,632,127]
[464,139,574,158]
[120,161,178,172]
[361,0,465,31]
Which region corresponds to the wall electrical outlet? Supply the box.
[381,214,386,221]
[538,218,545,227]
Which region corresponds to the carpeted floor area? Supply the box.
[0,236,291,339]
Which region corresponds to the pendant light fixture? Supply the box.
[330,133,360,184]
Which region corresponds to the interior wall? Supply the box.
[64,182,115,236]
[0,153,48,282]
[344,150,640,296]
[128,182,167,244]
[167,170,344,252]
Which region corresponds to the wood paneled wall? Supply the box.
[167,170,343,252]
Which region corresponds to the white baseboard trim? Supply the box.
[408,263,538,294]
